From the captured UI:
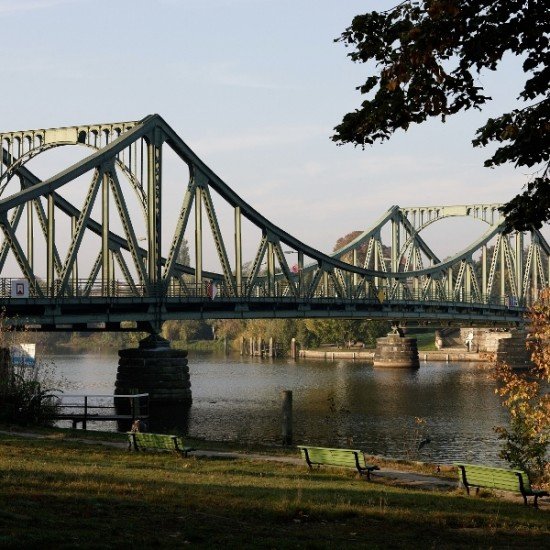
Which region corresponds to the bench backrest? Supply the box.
[455,463,530,492]
[298,446,365,469]
[132,433,178,451]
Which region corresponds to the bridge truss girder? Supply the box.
[0,115,546,331]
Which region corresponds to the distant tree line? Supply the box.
[33,316,389,356]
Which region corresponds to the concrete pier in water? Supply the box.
[373,332,420,368]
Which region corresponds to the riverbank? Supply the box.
[50,338,224,353]
[0,427,548,548]
[299,347,490,362]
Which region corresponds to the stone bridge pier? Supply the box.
[115,333,192,405]
[373,327,420,368]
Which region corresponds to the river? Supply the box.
[46,351,508,466]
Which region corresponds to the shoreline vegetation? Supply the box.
[19,321,436,357]
[43,330,486,363]
[47,338,225,354]
[1,425,548,548]
[37,329,438,355]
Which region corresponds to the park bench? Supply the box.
[128,432,195,458]
[297,445,379,480]
[454,463,548,507]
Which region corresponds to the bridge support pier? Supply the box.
[115,333,192,404]
[373,331,419,368]
[496,329,532,369]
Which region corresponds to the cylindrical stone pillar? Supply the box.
[115,333,192,404]
[373,332,419,368]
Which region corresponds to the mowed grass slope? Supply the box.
[0,434,547,549]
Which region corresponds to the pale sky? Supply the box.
[0,0,533,266]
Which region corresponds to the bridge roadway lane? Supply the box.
[0,293,524,330]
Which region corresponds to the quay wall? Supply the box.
[299,348,490,362]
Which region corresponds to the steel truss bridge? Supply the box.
[0,114,547,332]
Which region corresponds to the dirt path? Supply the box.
[1,428,547,509]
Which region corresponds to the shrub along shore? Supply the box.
[0,427,548,548]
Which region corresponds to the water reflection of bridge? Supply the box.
[0,115,546,332]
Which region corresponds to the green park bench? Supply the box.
[297,445,379,480]
[128,432,195,458]
[454,463,548,507]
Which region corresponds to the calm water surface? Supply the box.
[48,351,508,465]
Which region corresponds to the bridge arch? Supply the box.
[0,121,148,216]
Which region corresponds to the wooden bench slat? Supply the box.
[128,432,195,457]
[297,445,379,480]
[301,449,363,467]
[454,462,548,507]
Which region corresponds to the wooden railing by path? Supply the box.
[52,393,149,429]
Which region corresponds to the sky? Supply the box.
[0,0,534,264]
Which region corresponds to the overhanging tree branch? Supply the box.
[333,0,549,231]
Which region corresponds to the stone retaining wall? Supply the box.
[299,348,489,362]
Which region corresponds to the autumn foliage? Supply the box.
[495,288,550,482]
[334,0,549,232]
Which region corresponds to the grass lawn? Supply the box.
[407,330,437,351]
[0,433,548,549]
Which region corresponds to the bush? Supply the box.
[0,359,60,427]
[494,397,548,479]
[494,288,550,483]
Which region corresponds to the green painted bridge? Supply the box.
[0,115,545,332]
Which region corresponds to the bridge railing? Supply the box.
[155,280,527,308]
[0,277,533,308]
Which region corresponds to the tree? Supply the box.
[334,230,392,269]
[305,319,356,346]
[177,238,190,266]
[0,317,60,426]
[209,319,246,342]
[363,319,391,347]
[304,318,388,347]
[494,288,550,481]
[334,231,365,264]
[333,1,549,231]
[243,319,298,350]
